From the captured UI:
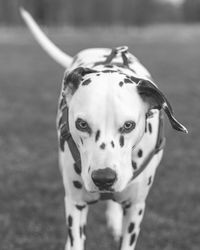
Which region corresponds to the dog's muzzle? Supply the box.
[91,168,117,191]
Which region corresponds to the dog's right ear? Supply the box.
[137,79,188,133]
[63,67,98,95]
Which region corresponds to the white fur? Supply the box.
[106,201,123,241]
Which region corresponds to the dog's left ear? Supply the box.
[137,79,188,133]
[63,67,98,95]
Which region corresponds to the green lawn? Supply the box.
[0,25,199,250]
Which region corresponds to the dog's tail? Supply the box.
[20,7,73,68]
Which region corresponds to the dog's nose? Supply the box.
[91,168,117,190]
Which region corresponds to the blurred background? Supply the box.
[1,0,200,25]
[0,0,199,250]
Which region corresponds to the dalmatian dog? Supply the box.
[20,8,188,250]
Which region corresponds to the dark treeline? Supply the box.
[0,0,199,26]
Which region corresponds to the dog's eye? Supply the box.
[120,121,136,133]
[76,118,90,133]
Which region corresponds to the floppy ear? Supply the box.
[137,79,188,133]
[63,67,98,94]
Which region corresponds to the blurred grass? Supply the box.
[0,25,199,250]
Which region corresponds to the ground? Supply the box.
[0,25,199,250]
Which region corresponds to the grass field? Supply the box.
[0,25,199,250]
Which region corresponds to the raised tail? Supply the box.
[20,7,73,68]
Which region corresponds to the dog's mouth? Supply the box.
[98,185,114,192]
[89,187,115,193]
[100,192,115,200]
[89,188,114,192]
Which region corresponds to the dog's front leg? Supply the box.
[64,196,88,250]
[120,202,145,250]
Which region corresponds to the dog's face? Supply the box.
[67,71,148,193]
[63,66,187,193]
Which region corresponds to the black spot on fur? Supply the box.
[119,135,124,147]
[105,64,114,68]
[73,181,82,189]
[119,81,124,87]
[138,209,143,215]
[64,67,97,93]
[111,141,115,148]
[76,204,86,211]
[100,143,106,149]
[124,78,133,84]
[148,123,152,133]
[95,130,100,142]
[128,222,135,233]
[74,163,81,175]
[121,200,128,205]
[80,226,82,238]
[64,68,83,91]
[68,228,74,246]
[82,78,91,86]
[148,176,152,186]
[145,120,147,133]
[132,161,137,170]
[123,208,126,216]
[138,149,143,158]
[130,76,140,83]
[80,138,84,145]
[129,233,136,246]
[87,199,98,205]
[96,73,100,76]
[102,70,116,73]
[68,215,73,227]
[124,202,132,210]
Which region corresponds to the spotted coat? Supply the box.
[57,47,186,250]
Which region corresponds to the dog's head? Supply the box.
[62,67,187,193]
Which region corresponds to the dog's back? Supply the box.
[69,48,151,79]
